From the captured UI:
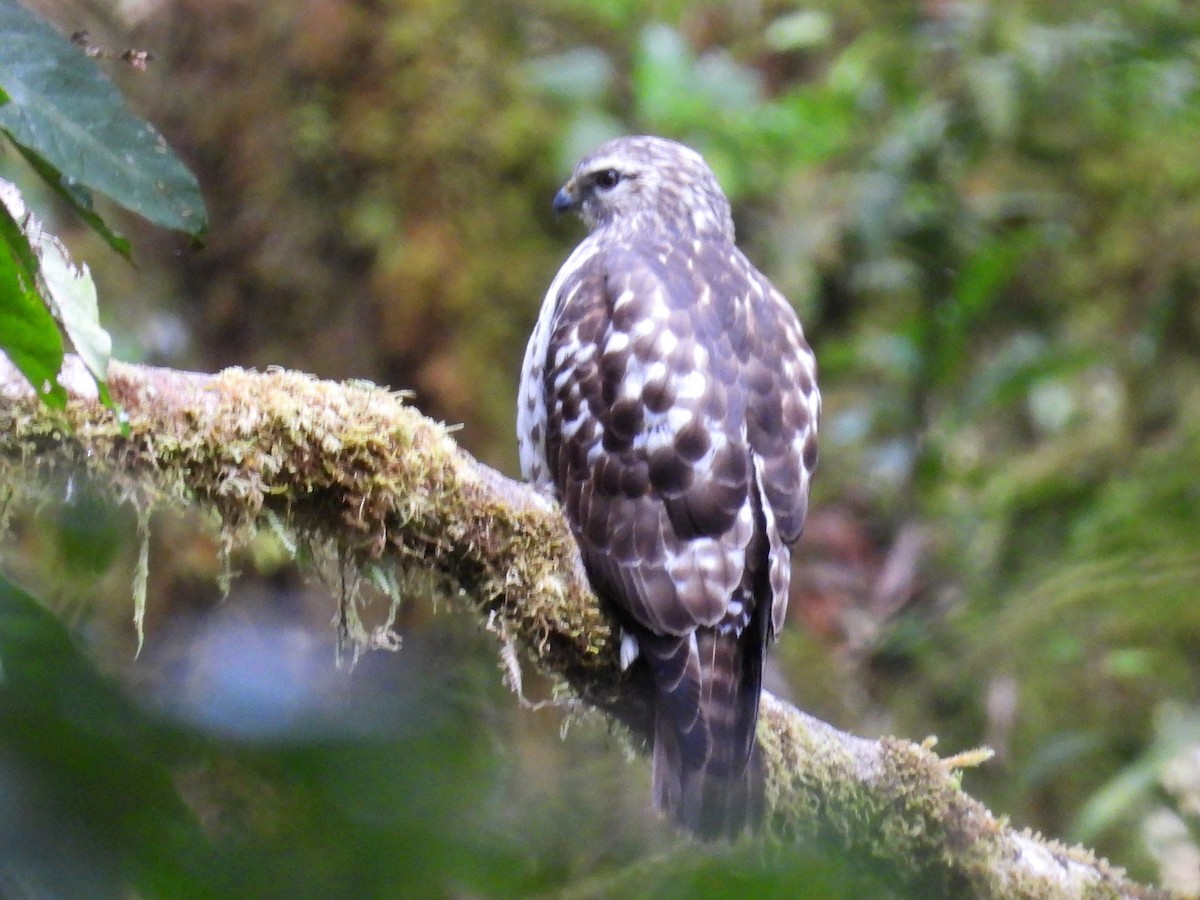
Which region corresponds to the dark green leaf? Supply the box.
[0,0,207,236]
[14,142,132,258]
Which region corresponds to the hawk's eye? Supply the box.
[594,169,621,190]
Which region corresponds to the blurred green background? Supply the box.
[3,0,1200,896]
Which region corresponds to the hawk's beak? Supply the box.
[552,184,578,216]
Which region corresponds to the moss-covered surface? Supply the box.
[0,359,646,730]
[758,696,1167,897]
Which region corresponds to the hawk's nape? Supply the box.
[517,135,819,839]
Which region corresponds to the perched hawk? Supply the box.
[518,136,819,838]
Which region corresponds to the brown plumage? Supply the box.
[518,136,819,839]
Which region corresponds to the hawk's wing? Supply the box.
[743,271,819,543]
[740,263,820,635]
[542,240,759,638]
[541,240,817,638]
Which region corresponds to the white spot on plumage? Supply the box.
[691,432,722,471]
[606,331,630,355]
[691,208,715,232]
[642,420,673,454]
[644,360,668,386]
[675,370,706,401]
[666,406,693,432]
[619,361,648,401]
[614,288,636,310]
[551,368,573,394]
[620,629,640,669]
[559,399,593,439]
[632,318,657,339]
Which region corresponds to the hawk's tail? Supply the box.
[645,626,766,840]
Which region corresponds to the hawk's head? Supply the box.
[553,135,735,239]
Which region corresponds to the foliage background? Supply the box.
[3,0,1200,896]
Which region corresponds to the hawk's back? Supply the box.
[518,136,818,838]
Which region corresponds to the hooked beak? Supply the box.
[552,183,579,216]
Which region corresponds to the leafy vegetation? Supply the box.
[0,0,205,406]
[1,0,1198,895]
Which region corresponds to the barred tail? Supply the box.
[645,624,767,840]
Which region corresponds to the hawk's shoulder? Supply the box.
[538,235,760,636]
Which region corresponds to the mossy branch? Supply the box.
[0,356,1170,899]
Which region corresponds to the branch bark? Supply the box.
[0,356,1171,899]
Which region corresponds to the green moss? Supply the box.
[1,361,620,694]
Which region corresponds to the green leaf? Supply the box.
[0,190,65,407]
[0,0,207,237]
[14,142,132,258]
[1,176,115,409]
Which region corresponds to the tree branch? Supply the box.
[0,356,1170,899]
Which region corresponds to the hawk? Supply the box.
[518,136,819,838]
